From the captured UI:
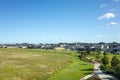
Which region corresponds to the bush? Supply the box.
[100,64,106,71]
[95,59,101,63]
[106,69,116,75]
[78,54,85,60]
[102,55,109,66]
[100,65,110,71]
[111,56,120,67]
[115,64,120,78]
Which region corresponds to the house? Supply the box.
[7,46,19,48]
[60,44,71,50]
[41,44,55,49]
[2,45,7,48]
[71,45,86,51]
[0,45,3,48]
[108,42,120,53]
[54,47,65,50]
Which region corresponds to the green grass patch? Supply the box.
[47,52,94,80]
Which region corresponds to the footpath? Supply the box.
[80,62,119,80]
[94,63,119,80]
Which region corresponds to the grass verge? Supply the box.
[47,52,94,80]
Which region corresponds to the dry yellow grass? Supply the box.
[0,48,71,80]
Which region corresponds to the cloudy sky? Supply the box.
[0,0,120,43]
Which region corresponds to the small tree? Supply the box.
[97,51,101,55]
[111,56,120,67]
[102,55,109,70]
[86,50,90,55]
[96,54,100,59]
[115,64,120,78]
[103,51,107,56]
[78,51,86,60]
[95,51,101,59]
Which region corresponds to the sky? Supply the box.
[0,0,120,43]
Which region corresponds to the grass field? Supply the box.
[0,48,93,80]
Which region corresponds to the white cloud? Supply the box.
[110,22,118,25]
[106,22,119,28]
[99,4,107,8]
[98,13,115,20]
[112,0,119,2]
[97,35,104,38]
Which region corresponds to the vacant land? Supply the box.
[0,48,93,80]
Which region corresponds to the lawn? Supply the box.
[47,52,94,80]
[0,48,93,80]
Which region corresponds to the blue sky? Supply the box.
[0,0,120,43]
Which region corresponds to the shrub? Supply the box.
[100,64,110,71]
[115,64,120,78]
[111,56,120,67]
[101,55,109,70]
[100,64,106,71]
[106,69,116,75]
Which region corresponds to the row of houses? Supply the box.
[0,42,120,53]
[70,42,120,53]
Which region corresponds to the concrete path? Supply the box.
[80,74,93,80]
[94,62,119,80]
[80,62,119,80]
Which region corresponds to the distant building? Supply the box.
[7,46,19,48]
[54,47,65,50]
[71,45,85,51]
[2,45,7,48]
[108,43,120,53]
[41,44,55,49]
[22,46,28,49]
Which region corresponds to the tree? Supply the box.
[78,51,86,60]
[86,50,90,55]
[103,51,107,56]
[102,55,109,70]
[115,64,120,78]
[111,56,120,67]
[97,51,101,55]
[96,54,100,59]
[95,51,101,59]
